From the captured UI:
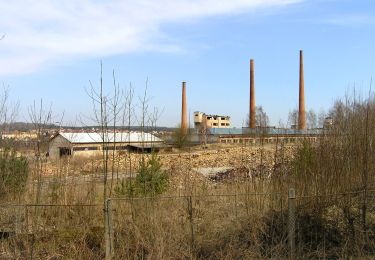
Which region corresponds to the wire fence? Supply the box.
[108,192,285,259]
[293,189,375,258]
[0,190,375,259]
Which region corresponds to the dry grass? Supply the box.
[2,95,375,258]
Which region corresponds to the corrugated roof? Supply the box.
[242,128,323,135]
[59,132,163,144]
[209,128,243,135]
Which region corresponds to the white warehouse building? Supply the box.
[49,132,165,159]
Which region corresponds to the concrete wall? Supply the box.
[48,135,72,160]
[163,133,218,145]
[218,136,319,145]
[73,149,101,157]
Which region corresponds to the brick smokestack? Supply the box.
[298,50,306,130]
[181,81,187,134]
[249,59,256,128]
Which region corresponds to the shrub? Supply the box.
[0,147,29,198]
[173,126,188,148]
[115,153,168,197]
[134,153,168,196]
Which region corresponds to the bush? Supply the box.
[135,153,168,196]
[0,147,28,198]
[173,126,188,148]
[115,153,168,197]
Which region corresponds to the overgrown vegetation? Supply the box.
[173,125,189,148]
[267,93,375,258]
[281,93,375,196]
[0,147,28,198]
[3,79,375,258]
[115,153,169,197]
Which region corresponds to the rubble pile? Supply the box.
[44,144,296,186]
[208,166,250,182]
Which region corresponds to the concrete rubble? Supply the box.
[42,144,296,187]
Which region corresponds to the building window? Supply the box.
[59,147,71,156]
[213,123,218,126]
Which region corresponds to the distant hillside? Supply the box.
[4,122,176,132]
[62,125,177,132]
[2,122,58,131]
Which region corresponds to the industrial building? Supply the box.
[173,50,321,147]
[194,111,231,129]
[48,132,164,159]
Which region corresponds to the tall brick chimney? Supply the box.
[298,50,306,130]
[181,81,187,134]
[249,59,256,128]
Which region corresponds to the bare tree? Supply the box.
[149,106,164,144]
[288,108,298,129]
[138,80,150,145]
[28,99,52,204]
[318,108,326,128]
[245,106,269,129]
[85,63,116,258]
[307,109,317,129]
[197,116,210,146]
[123,84,135,187]
[27,99,53,258]
[109,70,124,197]
[0,87,19,142]
[85,63,124,201]
[255,106,269,128]
[0,88,24,203]
[361,82,372,233]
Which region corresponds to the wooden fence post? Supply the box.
[288,188,296,259]
[105,199,114,260]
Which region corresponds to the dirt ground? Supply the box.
[38,143,296,188]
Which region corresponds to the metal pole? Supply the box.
[288,188,296,259]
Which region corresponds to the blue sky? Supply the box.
[1,0,375,127]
